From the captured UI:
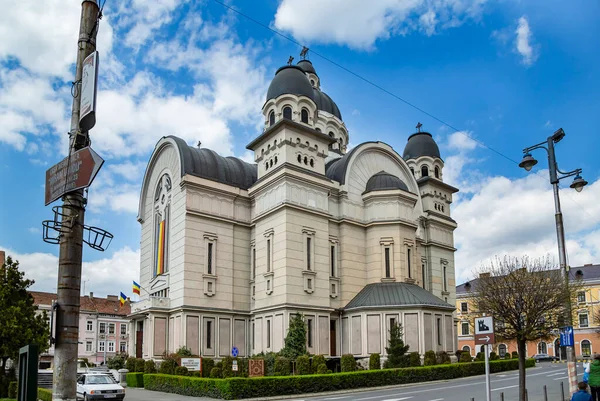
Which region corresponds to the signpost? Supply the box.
[231,346,239,358]
[45,147,104,206]
[79,51,99,132]
[180,358,201,372]
[475,316,495,401]
[560,326,574,347]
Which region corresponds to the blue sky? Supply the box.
[1,0,599,297]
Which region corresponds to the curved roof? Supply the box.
[297,59,317,75]
[345,282,454,310]
[313,88,342,120]
[365,171,409,193]
[167,136,257,190]
[325,142,373,184]
[266,65,315,103]
[403,132,441,160]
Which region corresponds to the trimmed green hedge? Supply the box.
[126,372,145,387]
[37,388,52,401]
[144,359,534,399]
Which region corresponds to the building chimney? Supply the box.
[89,292,94,299]
[0,250,5,266]
[107,295,118,301]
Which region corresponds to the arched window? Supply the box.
[268,111,275,126]
[498,344,507,358]
[310,79,315,86]
[153,174,172,277]
[303,156,308,165]
[410,167,415,176]
[297,154,302,163]
[315,128,321,132]
[283,106,292,120]
[301,108,309,123]
[328,132,335,138]
[462,345,471,355]
[582,340,592,357]
[309,159,314,167]
[537,342,547,354]
[434,166,440,178]
[421,166,429,177]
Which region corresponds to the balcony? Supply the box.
[130,297,170,313]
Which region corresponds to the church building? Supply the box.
[129,58,459,362]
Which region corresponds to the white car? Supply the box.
[76,373,125,401]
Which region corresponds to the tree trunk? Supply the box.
[518,339,527,401]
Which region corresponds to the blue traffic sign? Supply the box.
[231,346,239,357]
[559,326,574,347]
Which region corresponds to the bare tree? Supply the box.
[472,256,581,401]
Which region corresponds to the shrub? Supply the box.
[135,358,145,373]
[107,354,127,370]
[369,353,381,370]
[317,364,330,374]
[125,357,137,372]
[341,354,356,372]
[37,388,52,401]
[210,367,221,378]
[490,352,500,361]
[436,351,451,364]
[175,346,194,357]
[312,355,327,374]
[274,357,291,376]
[263,353,276,376]
[475,352,485,362]
[145,359,157,374]
[202,358,215,378]
[455,350,463,360]
[512,351,519,359]
[126,372,144,387]
[174,366,189,376]
[221,356,235,378]
[160,358,178,375]
[296,355,310,375]
[409,352,422,367]
[280,313,307,359]
[460,352,472,363]
[423,350,437,366]
[8,381,16,399]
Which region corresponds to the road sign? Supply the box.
[232,360,238,371]
[80,51,99,131]
[474,316,495,345]
[560,326,574,347]
[45,147,104,205]
[231,346,239,358]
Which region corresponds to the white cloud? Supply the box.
[515,16,537,66]
[273,0,487,49]
[1,246,140,298]
[447,131,479,151]
[28,227,41,234]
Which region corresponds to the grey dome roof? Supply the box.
[403,132,440,160]
[266,65,315,103]
[313,89,342,120]
[168,136,257,190]
[297,59,317,75]
[365,171,409,193]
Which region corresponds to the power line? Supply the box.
[210,0,599,226]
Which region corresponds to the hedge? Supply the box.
[144,359,534,399]
[7,382,16,399]
[126,372,145,387]
[38,388,52,401]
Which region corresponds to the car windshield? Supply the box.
[86,375,115,385]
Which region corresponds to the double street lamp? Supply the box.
[519,127,588,396]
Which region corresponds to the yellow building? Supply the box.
[456,263,600,359]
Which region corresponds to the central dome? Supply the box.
[364,171,410,193]
[266,65,315,102]
[403,132,441,160]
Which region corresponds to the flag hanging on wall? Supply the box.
[132,281,141,295]
[119,292,127,306]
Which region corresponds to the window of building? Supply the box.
[422,263,427,289]
[252,322,255,350]
[301,108,309,123]
[407,247,412,278]
[267,319,271,348]
[120,342,127,353]
[283,106,292,120]
[421,166,429,177]
[537,342,547,354]
[462,345,471,355]
[307,318,313,348]
[461,302,468,313]
[252,246,256,278]
[120,324,127,335]
[437,317,442,345]
[108,323,115,334]
[410,167,415,176]
[207,242,214,275]
[385,247,391,278]
[269,111,275,126]
[98,341,105,352]
[578,291,586,303]
[579,313,589,328]
[307,278,312,290]
[443,265,447,292]
[86,341,92,352]
[206,321,213,349]
[461,322,469,335]
[99,323,106,334]
[266,239,271,272]
[306,237,312,270]
[108,341,115,353]
[582,340,592,357]
[86,321,93,331]
[498,344,507,358]
[330,244,336,277]
[434,167,440,178]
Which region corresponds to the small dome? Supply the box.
[313,88,342,120]
[403,132,441,160]
[364,171,410,193]
[266,65,315,103]
[297,59,317,75]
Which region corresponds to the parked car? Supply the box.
[76,373,125,401]
[533,353,559,362]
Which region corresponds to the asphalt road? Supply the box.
[125,362,583,401]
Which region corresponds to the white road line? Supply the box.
[553,376,569,380]
[323,397,349,400]
[429,398,444,401]
[354,396,387,401]
[547,372,566,377]
[492,385,518,392]
[381,398,413,401]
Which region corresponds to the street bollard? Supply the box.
[500,392,504,401]
[525,388,528,401]
[561,381,565,401]
[470,398,474,401]
[118,368,128,387]
[543,385,548,401]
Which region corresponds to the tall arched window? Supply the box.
[421,166,429,177]
[268,111,275,126]
[301,108,309,123]
[498,344,507,358]
[283,106,292,120]
[153,174,172,277]
[410,167,415,176]
[462,345,471,355]
[581,340,591,357]
[434,166,440,178]
[537,342,547,354]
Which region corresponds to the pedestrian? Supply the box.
[585,360,591,384]
[588,354,600,400]
[573,382,593,401]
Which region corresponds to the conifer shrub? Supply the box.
[369,353,381,370]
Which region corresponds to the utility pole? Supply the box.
[53,1,99,400]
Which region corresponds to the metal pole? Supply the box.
[485,344,491,401]
[501,392,504,401]
[53,1,99,400]
[543,385,547,401]
[561,381,565,401]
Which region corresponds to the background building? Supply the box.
[129,58,459,361]
[456,263,600,359]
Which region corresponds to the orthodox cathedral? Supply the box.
[129,57,459,362]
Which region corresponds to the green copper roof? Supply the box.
[344,282,454,310]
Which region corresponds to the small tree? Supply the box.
[280,313,307,360]
[369,353,381,370]
[423,350,437,365]
[384,321,410,368]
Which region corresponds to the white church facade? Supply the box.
[129,59,459,361]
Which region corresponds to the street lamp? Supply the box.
[519,127,588,396]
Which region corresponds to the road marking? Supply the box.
[547,372,566,377]
[429,398,444,401]
[381,398,413,401]
[323,397,349,400]
[354,396,386,401]
[492,385,518,392]
[553,376,569,380]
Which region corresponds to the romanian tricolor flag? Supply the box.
[155,219,166,276]
[119,292,127,306]
[132,281,141,295]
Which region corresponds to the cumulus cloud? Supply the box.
[515,16,537,66]
[273,0,488,49]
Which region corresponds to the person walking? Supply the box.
[588,355,600,400]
